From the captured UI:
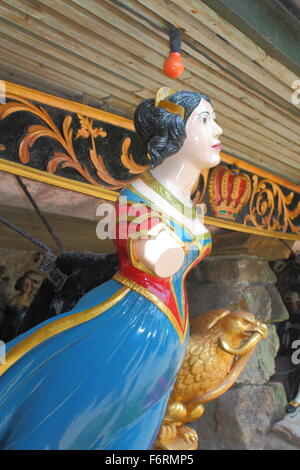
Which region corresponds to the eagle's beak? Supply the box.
[218,320,269,356]
[252,321,268,339]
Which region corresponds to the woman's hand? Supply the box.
[132,230,185,278]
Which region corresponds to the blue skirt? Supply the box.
[0,279,188,450]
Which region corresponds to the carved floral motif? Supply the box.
[0,95,148,189]
[244,176,300,234]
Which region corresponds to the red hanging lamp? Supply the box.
[163,27,184,79]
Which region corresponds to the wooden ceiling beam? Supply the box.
[173,0,299,87]
[135,0,296,105]
[221,136,300,183]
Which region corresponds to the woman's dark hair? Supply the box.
[134,91,211,168]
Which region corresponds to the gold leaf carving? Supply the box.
[0,96,143,189]
[244,176,300,233]
[120,137,149,174]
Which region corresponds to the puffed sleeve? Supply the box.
[115,201,187,276]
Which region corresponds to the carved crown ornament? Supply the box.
[208,165,251,221]
[0,81,299,240]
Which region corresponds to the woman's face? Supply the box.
[180,99,223,169]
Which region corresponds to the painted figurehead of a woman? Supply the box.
[134,88,223,206]
[130,88,223,278]
[0,90,222,452]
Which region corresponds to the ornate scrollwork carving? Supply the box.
[0,96,149,189]
[244,176,300,233]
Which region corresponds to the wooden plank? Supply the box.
[200,0,300,74]
[183,75,300,151]
[183,65,300,144]
[3,0,167,73]
[0,0,298,141]
[173,0,299,87]
[0,204,115,252]
[0,56,109,102]
[35,0,166,62]
[216,110,300,167]
[93,0,300,134]
[179,32,300,125]
[0,1,182,90]
[0,27,141,94]
[0,68,81,100]
[0,44,141,106]
[0,32,146,98]
[2,0,300,125]
[0,9,163,93]
[221,136,300,182]
[137,0,295,104]
[0,68,129,118]
[116,0,298,90]
[70,0,169,59]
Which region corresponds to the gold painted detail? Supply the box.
[154,87,177,106]
[0,286,130,377]
[244,176,300,234]
[155,309,268,450]
[288,401,300,408]
[0,159,118,202]
[141,171,196,217]
[154,87,185,120]
[208,165,251,221]
[2,80,135,131]
[113,273,188,344]
[120,137,149,174]
[203,215,300,241]
[0,95,143,190]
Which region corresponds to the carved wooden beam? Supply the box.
[0,81,299,240]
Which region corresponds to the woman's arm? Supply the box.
[132,229,185,278]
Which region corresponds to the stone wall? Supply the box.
[186,251,289,450]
